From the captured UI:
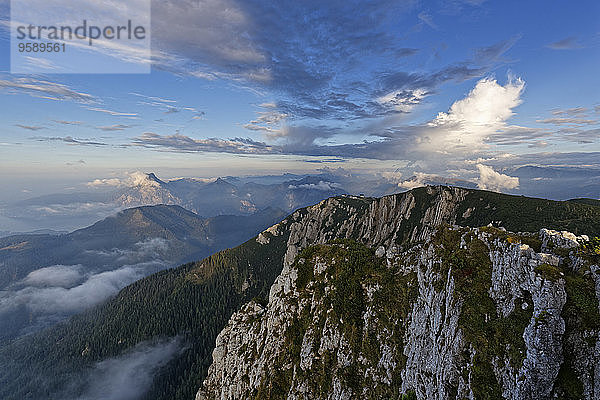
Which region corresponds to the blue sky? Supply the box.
[0,0,599,200]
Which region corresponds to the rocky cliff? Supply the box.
[196,186,600,400]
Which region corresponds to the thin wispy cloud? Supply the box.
[132,132,279,154]
[71,337,184,400]
[85,107,138,118]
[66,159,87,166]
[0,77,96,103]
[164,107,179,114]
[243,109,288,133]
[551,107,588,116]
[96,124,133,132]
[130,93,177,104]
[130,92,202,117]
[417,11,438,29]
[23,56,60,71]
[34,136,108,146]
[473,34,521,63]
[15,124,45,131]
[537,117,597,126]
[53,120,83,125]
[546,36,583,50]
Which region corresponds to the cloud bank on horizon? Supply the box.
[0,0,598,199]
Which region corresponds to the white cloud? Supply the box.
[22,265,84,288]
[380,171,403,183]
[0,77,95,103]
[23,56,59,71]
[244,109,288,133]
[86,172,161,188]
[376,88,428,113]
[29,202,119,217]
[397,172,437,189]
[127,171,160,187]
[418,11,438,29]
[0,261,167,315]
[86,238,171,263]
[74,337,184,400]
[476,164,519,191]
[15,124,45,131]
[84,107,138,118]
[420,76,525,154]
[288,181,341,191]
[135,238,169,256]
[86,178,123,187]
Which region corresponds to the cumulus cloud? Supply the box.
[421,76,525,153]
[397,172,438,189]
[476,164,519,191]
[74,337,184,400]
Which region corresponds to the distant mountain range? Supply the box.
[14,172,351,216]
[2,172,355,232]
[508,165,600,200]
[1,186,599,400]
[3,168,599,233]
[0,204,285,341]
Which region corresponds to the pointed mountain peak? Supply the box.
[213,177,233,186]
[146,173,165,184]
[128,171,165,187]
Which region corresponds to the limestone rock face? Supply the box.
[195,187,600,400]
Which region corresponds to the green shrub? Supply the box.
[534,263,563,281]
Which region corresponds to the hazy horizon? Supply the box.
[1,0,599,228]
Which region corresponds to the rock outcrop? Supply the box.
[196,187,600,400]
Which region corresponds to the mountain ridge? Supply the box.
[197,227,599,399]
[0,203,286,342]
[0,186,599,400]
